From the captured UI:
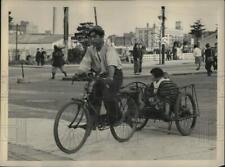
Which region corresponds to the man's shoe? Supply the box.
[162,112,171,122]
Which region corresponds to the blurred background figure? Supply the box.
[51,45,67,79]
[193,43,202,70]
[204,43,214,76]
[40,48,46,66]
[35,48,41,66]
[212,42,217,71]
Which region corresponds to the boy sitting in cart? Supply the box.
[139,67,179,121]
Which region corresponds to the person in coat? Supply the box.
[51,45,67,79]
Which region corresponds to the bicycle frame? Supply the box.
[72,74,109,129]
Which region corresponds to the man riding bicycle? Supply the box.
[73,25,123,125]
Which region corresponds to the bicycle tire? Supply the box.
[174,93,197,136]
[54,100,91,154]
[110,94,138,142]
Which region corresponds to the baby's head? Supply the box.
[163,72,170,79]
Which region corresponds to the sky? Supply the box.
[6,0,221,37]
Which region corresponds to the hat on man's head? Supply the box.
[88,25,105,37]
[150,67,164,78]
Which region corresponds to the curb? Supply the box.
[62,71,207,81]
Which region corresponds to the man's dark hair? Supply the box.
[150,68,164,78]
[205,43,210,48]
[88,25,105,37]
[194,44,197,48]
[54,45,58,50]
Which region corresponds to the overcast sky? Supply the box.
[6,0,220,37]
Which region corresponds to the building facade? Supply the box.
[108,32,135,47]
[9,21,39,34]
[8,33,73,62]
[199,30,217,49]
[135,22,184,51]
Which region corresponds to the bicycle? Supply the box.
[53,72,139,154]
[121,82,200,136]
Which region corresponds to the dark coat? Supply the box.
[35,51,41,61]
[52,50,65,67]
[204,48,214,63]
[133,44,143,60]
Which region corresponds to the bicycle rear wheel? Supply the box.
[136,117,149,131]
[54,100,91,154]
[110,94,138,142]
[175,93,197,136]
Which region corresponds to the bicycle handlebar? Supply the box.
[72,72,107,84]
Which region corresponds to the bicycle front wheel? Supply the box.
[110,94,138,142]
[54,100,91,154]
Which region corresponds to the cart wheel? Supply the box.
[136,117,149,131]
[174,93,197,136]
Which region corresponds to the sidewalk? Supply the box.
[8,104,216,161]
[11,59,207,79]
[10,58,195,69]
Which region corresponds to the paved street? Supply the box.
[7,59,217,160]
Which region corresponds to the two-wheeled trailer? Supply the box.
[120,82,200,136]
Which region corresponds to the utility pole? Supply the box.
[146,23,149,49]
[53,7,56,34]
[94,7,98,25]
[63,7,69,61]
[161,6,165,64]
[16,24,18,61]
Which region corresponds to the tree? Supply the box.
[189,20,205,44]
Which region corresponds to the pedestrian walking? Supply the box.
[212,43,217,71]
[176,43,183,60]
[204,43,214,76]
[35,48,41,66]
[133,43,140,74]
[193,44,202,70]
[138,43,144,74]
[172,42,177,60]
[51,45,67,79]
[40,48,46,66]
[166,49,172,61]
